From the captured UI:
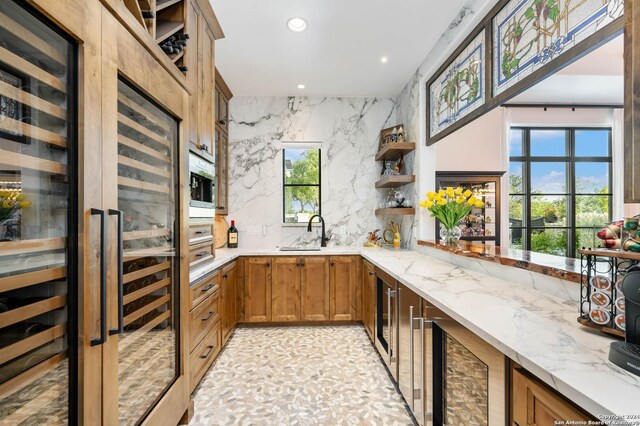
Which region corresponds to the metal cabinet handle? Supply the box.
[91,208,107,346]
[194,230,204,235]
[201,284,214,292]
[201,311,214,321]
[109,209,124,336]
[369,271,375,276]
[200,345,215,359]
[196,251,211,257]
[410,305,415,410]
[420,316,426,421]
[387,288,396,364]
[223,273,228,279]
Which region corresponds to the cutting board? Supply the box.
[214,216,229,249]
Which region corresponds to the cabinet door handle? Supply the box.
[223,273,228,279]
[330,262,335,266]
[201,284,214,292]
[90,208,107,346]
[410,305,415,409]
[109,209,124,336]
[196,251,211,257]
[369,271,375,276]
[387,288,396,365]
[200,345,215,359]
[420,315,426,421]
[201,311,214,321]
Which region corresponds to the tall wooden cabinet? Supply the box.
[214,70,232,215]
[0,0,223,424]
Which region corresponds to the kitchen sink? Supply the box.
[279,246,321,252]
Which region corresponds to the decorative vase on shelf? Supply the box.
[440,225,462,245]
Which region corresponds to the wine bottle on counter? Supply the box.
[228,220,238,248]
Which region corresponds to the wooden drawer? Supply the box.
[189,241,214,268]
[189,271,219,309]
[190,289,220,351]
[190,320,221,392]
[189,224,213,245]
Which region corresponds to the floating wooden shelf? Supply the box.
[155,20,184,42]
[375,208,415,216]
[375,142,415,161]
[375,175,415,188]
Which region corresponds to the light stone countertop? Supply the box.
[191,245,640,422]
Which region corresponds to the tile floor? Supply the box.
[190,325,415,426]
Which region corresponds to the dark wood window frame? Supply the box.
[509,127,613,258]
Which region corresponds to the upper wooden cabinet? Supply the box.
[271,257,302,321]
[301,257,330,321]
[214,70,233,215]
[329,256,360,321]
[185,0,217,162]
[244,257,272,322]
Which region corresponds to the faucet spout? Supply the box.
[308,214,330,247]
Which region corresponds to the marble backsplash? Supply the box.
[227,96,403,248]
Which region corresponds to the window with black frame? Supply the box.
[509,128,612,258]
[282,148,321,223]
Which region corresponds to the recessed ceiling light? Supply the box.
[381,56,389,63]
[287,17,308,32]
[297,84,305,89]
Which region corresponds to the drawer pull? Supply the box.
[201,311,214,321]
[196,251,211,257]
[194,230,205,235]
[222,273,228,279]
[200,345,215,359]
[201,284,214,292]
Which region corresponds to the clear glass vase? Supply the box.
[440,225,462,245]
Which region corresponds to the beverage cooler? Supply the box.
[0,3,76,423]
[435,172,504,245]
[383,277,507,425]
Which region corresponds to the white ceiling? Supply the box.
[209,0,470,97]
[510,35,623,105]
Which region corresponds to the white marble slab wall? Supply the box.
[227,96,397,248]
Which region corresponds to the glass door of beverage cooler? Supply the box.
[114,79,179,425]
[0,2,76,424]
[435,173,503,245]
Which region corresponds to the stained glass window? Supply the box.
[493,0,624,95]
[429,30,485,138]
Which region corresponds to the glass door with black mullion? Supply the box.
[115,78,179,425]
[0,1,76,424]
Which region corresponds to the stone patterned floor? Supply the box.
[190,325,415,426]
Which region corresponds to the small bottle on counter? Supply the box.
[228,220,238,248]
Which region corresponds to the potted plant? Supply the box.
[419,187,484,244]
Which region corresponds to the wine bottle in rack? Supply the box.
[228,220,238,248]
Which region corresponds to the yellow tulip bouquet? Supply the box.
[0,191,31,223]
[419,187,484,230]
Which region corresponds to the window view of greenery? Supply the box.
[509,128,611,258]
[283,148,321,223]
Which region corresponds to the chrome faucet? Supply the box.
[308,214,330,247]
